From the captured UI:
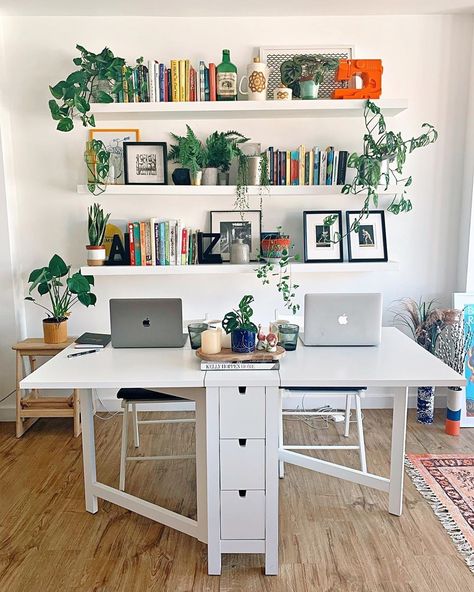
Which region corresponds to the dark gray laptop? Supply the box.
[110,298,187,348]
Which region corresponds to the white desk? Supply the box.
[21,328,464,576]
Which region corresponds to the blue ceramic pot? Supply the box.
[231,329,256,353]
[417,386,435,424]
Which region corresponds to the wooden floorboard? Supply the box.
[0,409,472,591]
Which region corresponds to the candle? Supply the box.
[201,328,222,355]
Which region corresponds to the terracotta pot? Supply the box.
[261,237,291,262]
[86,245,106,266]
[43,318,68,344]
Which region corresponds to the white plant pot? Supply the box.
[202,167,218,185]
[86,245,106,266]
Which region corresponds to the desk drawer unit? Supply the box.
[220,490,266,540]
[219,386,266,438]
[220,438,265,490]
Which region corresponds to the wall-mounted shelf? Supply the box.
[81,261,399,276]
[76,184,398,196]
[89,99,408,121]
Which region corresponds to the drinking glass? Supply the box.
[188,323,208,350]
[278,323,299,351]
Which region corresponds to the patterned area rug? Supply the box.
[405,454,474,573]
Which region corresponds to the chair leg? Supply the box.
[279,394,284,479]
[344,394,351,438]
[132,403,140,448]
[119,402,129,491]
[355,394,367,473]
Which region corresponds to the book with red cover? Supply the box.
[209,63,216,101]
[128,222,136,265]
[190,67,196,102]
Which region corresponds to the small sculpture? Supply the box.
[266,332,278,353]
[332,59,383,100]
[256,324,267,350]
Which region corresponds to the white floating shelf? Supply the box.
[90,99,408,121]
[81,261,399,276]
[77,184,398,196]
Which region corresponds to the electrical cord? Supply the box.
[92,388,122,421]
[0,389,15,404]
[283,393,364,430]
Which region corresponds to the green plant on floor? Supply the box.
[85,139,111,196]
[25,255,96,321]
[48,45,134,132]
[88,203,111,246]
[204,130,249,172]
[280,54,339,98]
[222,295,258,334]
[325,100,439,237]
[168,125,206,177]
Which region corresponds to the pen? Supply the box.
[67,349,99,359]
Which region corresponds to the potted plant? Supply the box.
[203,130,249,185]
[235,151,269,210]
[280,54,339,100]
[87,203,111,266]
[168,125,206,185]
[260,233,292,263]
[222,295,259,353]
[25,254,96,344]
[327,100,438,237]
[84,139,110,196]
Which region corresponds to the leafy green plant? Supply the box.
[88,203,111,246]
[204,130,249,171]
[49,45,133,132]
[85,139,110,196]
[25,254,96,321]
[326,100,439,236]
[222,295,258,334]
[235,152,270,211]
[168,125,206,176]
[280,54,339,98]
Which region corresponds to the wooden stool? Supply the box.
[12,338,81,438]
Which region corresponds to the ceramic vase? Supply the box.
[218,171,229,185]
[417,386,435,424]
[239,57,270,101]
[299,79,320,100]
[202,167,218,185]
[445,386,463,436]
[172,168,191,185]
[231,329,256,353]
[230,239,250,264]
[191,171,203,186]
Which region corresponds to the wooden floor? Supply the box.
[0,408,473,592]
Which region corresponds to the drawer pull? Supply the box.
[238,386,247,394]
[239,490,247,498]
[238,439,247,447]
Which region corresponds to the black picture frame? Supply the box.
[303,210,343,263]
[123,142,168,185]
[346,210,388,262]
[210,210,262,262]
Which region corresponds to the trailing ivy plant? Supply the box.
[235,151,270,212]
[85,139,110,196]
[325,100,438,236]
[49,45,134,132]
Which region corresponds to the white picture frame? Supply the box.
[453,292,474,427]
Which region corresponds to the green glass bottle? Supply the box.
[217,49,237,101]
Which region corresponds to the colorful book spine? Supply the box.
[181,228,187,264]
[159,222,166,265]
[159,63,166,101]
[313,148,320,185]
[290,151,299,185]
[133,223,141,266]
[139,222,147,265]
[325,148,334,185]
[199,61,206,101]
[332,150,339,185]
[128,222,135,265]
[320,150,327,184]
[184,60,190,101]
[175,220,182,265]
[148,60,155,102]
[179,60,186,101]
[285,151,291,186]
[166,68,171,101]
[145,222,152,265]
[150,218,157,264]
[308,150,314,185]
[204,67,210,101]
[299,145,305,185]
[122,65,129,103]
[209,63,216,101]
[170,60,179,102]
[164,221,170,265]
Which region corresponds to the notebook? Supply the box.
[75,333,111,349]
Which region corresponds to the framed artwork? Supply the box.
[124,142,168,185]
[453,293,474,427]
[346,211,388,262]
[89,128,140,185]
[210,210,262,262]
[303,211,343,263]
[259,45,354,99]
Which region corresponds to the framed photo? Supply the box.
[346,211,388,262]
[123,142,168,185]
[303,211,343,263]
[89,129,140,185]
[453,293,474,427]
[259,45,354,99]
[210,210,262,262]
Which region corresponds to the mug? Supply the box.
[273,86,292,101]
[239,61,270,101]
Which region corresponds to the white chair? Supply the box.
[279,387,367,478]
[118,388,195,491]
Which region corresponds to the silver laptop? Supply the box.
[110,298,187,348]
[300,293,382,346]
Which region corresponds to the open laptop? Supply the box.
[110,298,187,348]
[300,293,382,346]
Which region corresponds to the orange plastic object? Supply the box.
[333,59,383,99]
[445,418,461,436]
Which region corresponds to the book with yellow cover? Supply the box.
[185,60,190,101]
[179,60,186,101]
[170,60,179,102]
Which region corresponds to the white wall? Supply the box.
[0,15,473,407]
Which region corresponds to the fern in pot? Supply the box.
[87,203,111,266]
[168,125,206,186]
[203,130,249,185]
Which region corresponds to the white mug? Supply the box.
[239,61,270,101]
[273,86,292,101]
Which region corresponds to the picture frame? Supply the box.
[89,129,140,185]
[210,210,262,262]
[303,211,343,263]
[123,142,168,185]
[453,292,474,427]
[346,211,388,262]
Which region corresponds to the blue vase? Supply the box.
[417,386,435,424]
[231,330,256,353]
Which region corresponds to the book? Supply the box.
[181,228,188,265]
[320,150,327,186]
[179,60,186,101]
[308,149,314,185]
[337,150,348,184]
[133,222,141,265]
[313,148,320,185]
[170,60,179,102]
[159,221,166,265]
[201,360,280,371]
[139,221,147,265]
[148,60,155,102]
[75,333,111,349]
[159,63,166,101]
[128,222,136,265]
[199,61,206,101]
[326,147,334,185]
[144,221,152,265]
[184,59,190,101]
[204,66,210,101]
[209,63,216,101]
[176,220,182,265]
[299,145,305,185]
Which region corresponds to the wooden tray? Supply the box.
[196,346,286,362]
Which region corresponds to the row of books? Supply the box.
[118,60,218,103]
[128,220,200,266]
[266,146,349,186]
